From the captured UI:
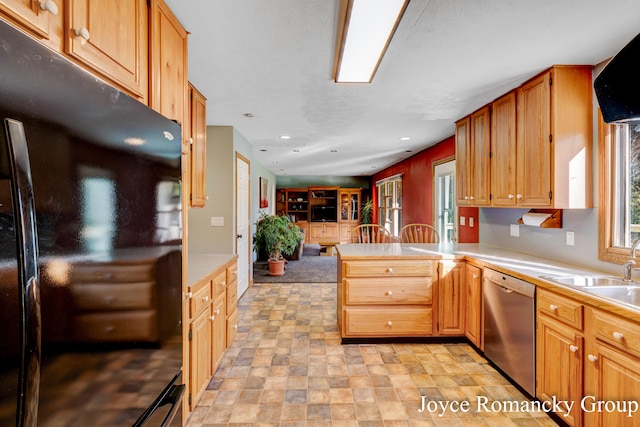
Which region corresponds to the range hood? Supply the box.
[594,32,640,123]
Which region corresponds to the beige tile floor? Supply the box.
[185,282,559,426]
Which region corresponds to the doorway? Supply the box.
[433,159,457,243]
[236,154,250,297]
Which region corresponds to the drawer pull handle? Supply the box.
[387,291,393,296]
[210,316,215,321]
[508,194,514,199]
[387,321,393,327]
[387,267,393,273]
[203,296,209,302]
[587,354,598,363]
[613,331,624,340]
[186,292,193,299]
[233,324,238,330]
[549,304,558,311]
[221,281,226,287]
[569,345,578,353]
[215,309,220,315]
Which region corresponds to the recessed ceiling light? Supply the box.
[244,113,254,118]
[405,150,413,153]
[330,149,338,153]
[280,135,291,140]
[272,161,279,164]
[400,136,411,141]
[293,149,300,152]
[260,149,267,152]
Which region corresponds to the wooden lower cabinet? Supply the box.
[309,222,339,244]
[338,256,437,339]
[437,260,465,335]
[537,288,640,426]
[464,264,482,349]
[186,257,237,410]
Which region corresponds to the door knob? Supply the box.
[237,234,243,238]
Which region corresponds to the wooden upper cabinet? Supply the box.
[66,0,148,101]
[516,66,593,208]
[456,106,491,206]
[490,91,517,206]
[189,83,207,208]
[150,0,188,139]
[0,0,63,50]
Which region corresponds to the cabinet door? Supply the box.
[517,72,552,206]
[437,261,465,335]
[189,83,207,207]
[536,316,583,425]
[189,306,212,410]
[0,0,59,43]
[150,0,188,139]
[491,91,517,206]
[464,264,482,349]
[211,293,226,369]
[455,117,471,205]
[470,106,491,206]
[585,342,640,427]
[66,0,148,100]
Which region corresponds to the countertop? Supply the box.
[336,243,640,321]
[187,253,237,286]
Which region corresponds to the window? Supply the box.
[376,175,402,237]
[599,111,640,263]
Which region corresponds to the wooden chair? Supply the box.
[400,223,440,243]
[351,224,391,243]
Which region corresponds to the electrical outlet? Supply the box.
[460,216,466,226]
[566,231,575,246]
[510,224,520,237]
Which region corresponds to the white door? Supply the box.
[236,154,250,297]
[434,160,457,243]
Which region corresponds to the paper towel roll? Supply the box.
[521,212,551,226]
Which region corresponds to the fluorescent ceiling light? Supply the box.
[334,0,409,83]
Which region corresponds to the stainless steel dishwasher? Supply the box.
[483,268,536,396]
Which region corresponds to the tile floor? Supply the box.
[185,282,559,426]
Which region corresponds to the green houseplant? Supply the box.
[361,198,373,225]
[253,213,303,276]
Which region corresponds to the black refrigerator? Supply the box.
[0,19,184,427]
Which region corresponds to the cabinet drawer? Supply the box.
[343,260,434,277]
[227,308,238,344]
[592,309,640,358]
[189,280,211,318]
[72,310,157,342]
[537,288,583,330]
[212,270,227,296]
[343,307,432,337]
[70,263,154,283]
[226,280,238,313]
[227,263,238,285]
[71,281,154,310]
[344,277,432,305]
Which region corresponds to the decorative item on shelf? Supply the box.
[253,212,304,276]
[517,209,562,228]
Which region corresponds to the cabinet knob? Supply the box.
[74,27,91,41]
[186,291,193,299]
[469,195,475,200]
[549,304,558,311]
[39,0,59,15]
[464,196,469,200]
[587,354,598,363]
[508,194,514,199]
[233,324,238,330]
[203,295,209,302]
[516,194,523,199]
[613,331,624,340]
[473,274,479,279]
[221,281,226,287]
[387,267,393,273]
[210,315,215,321]
[387,291,393,296]
[215,309,220,315]
[569,345,578,353]
[387,321,393,327]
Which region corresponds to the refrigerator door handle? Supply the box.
[2,118,41,427]
[133,371,185,427]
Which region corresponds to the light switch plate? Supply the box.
[566,231,575,246]
[469,217,474,228]
[210,216,224,227]
[510,224,520,237]
[460,216,466,226]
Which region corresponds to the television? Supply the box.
[311,206,337,222]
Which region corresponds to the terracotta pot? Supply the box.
[268,258,286,276]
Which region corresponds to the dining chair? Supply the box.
[351,224,391,243]
[400,223,440,243]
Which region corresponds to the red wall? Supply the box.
[371,136,479,243]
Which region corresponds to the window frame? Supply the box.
[376,174,402,237]
[598,110,638,264]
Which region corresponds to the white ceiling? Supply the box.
[165,0,640,177]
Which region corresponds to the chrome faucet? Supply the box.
[624,238,640,281]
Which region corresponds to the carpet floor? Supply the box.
[253,245,338,283]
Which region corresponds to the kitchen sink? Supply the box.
[540,275,632,287]
[583,285,640,306]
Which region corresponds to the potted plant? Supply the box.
[361,198,373,225]
[253,213,303,276]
